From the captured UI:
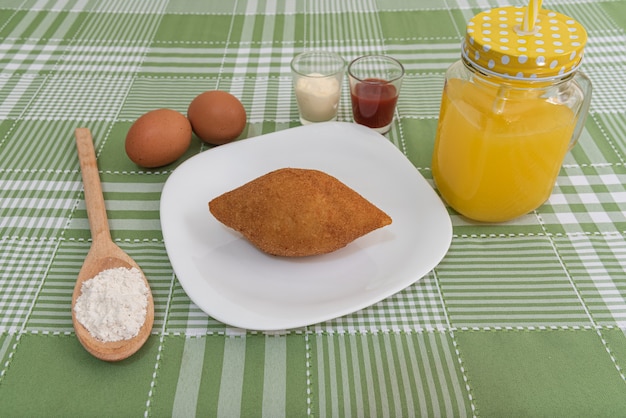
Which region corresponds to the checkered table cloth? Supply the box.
[1,0,626,416]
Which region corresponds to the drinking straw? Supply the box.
[522,0,543,33]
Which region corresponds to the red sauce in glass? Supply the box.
[350,78,398,128]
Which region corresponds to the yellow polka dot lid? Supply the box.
[462,0,587,80]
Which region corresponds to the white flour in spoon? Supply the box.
[74,267,149,342]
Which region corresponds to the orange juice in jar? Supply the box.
[432,3,592,222]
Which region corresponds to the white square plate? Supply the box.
[160,122,452,330]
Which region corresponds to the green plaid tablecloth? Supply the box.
[2,0,626,416]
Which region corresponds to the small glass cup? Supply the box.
[290,51,346,125]
[348,55,404,134]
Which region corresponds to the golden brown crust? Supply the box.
[208,168,392,256]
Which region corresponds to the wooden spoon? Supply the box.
[72,128,154,362]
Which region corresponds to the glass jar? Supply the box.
[432,6,592,222]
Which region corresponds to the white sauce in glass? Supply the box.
[294,72,341,123]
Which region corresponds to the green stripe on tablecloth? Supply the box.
[167,334,307,417]
[601,0,626,29]
[457,328,626,417]
[0,121,78,171]
[555,234,626,327]
[312,331,472,417]
[0,120,113,171]
[75,10,164,42]
[65,173,167,240]
[0,171,79,238]
[0,332,160,417]
[172,336,206,417]
[438,236,593,329]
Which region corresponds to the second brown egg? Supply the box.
[187,90,247,145]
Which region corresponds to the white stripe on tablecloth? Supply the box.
[338,335,352,418]
[348,334,365,418]
[403,333,428,417]
[417,332,441,413]
[217,336,246,417]
[0,76,38,118]
[0,334,15,370]
[382,333,403,418]
[172,337,206,418]
[439,332,468,418]
[315,334,327,416]
[326,335,340,418]
[262,335,287,418]
[371,336,391,418]
[393,333,416,418]
[430,333,453,416]
[360,334,378,418]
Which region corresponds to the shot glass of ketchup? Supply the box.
[348,55,404,134]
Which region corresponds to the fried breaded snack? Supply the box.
[209,168,392,257]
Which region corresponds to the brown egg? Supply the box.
[125,108,192,168]
[187,90,247,145]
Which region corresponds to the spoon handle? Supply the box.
[75,128,112,244]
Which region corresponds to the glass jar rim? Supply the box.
[461,48,582,83]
